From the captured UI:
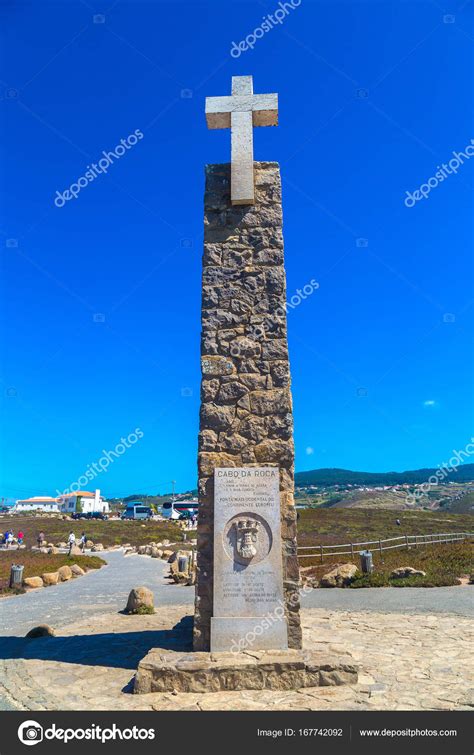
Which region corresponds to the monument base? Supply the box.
[134,648,358,694]
[210,616,288,652]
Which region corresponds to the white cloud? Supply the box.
[305,446,314,455]
[423,400,436,407]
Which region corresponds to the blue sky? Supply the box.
[1,0,473,499]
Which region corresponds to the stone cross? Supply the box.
[205,76,278,205]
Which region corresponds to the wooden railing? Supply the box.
[297,531,473,562]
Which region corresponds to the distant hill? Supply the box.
[295,464,474,487]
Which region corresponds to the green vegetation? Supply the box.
[0,551,105,594]
[298,508,473,586]
[303,541,473,588]
[297,507,474,549]
[0,516,182,549]
[349,541,472,587]
[444,492,474,514]
[295,464,474,487]
[132,605,155,615]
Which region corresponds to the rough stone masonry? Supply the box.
[193,161,302,651]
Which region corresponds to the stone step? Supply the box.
[134,648,357,694]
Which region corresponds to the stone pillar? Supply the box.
[193,162,302,652]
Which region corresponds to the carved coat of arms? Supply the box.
[235,518,259,560]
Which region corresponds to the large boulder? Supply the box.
[162,549,174,560]
[91,543,104,552]
[70,564,85,576]
[137,545,148,555]
[85,540,94,548]
[69,545,83,556]
[56,542,67,549]
[41,571,60,586]
[25,624,55,639]
[125,587,155,615]
[320,564,358,588]
[58,565,73,581]
[150,547,161,558]
[23,576,44,589]
[391,567,426,579]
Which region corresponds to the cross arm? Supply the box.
[205,93,278,129]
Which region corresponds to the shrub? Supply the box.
[133,605,155,615]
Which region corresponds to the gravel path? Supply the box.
[1,550,472,641]
[301,583,474,617]
[0,551,190,637]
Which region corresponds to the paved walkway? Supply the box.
[1,607,473,712]
[0,551,189,637]
[1,550,473,711]
[4,549,472,638]
[302,582,474,617]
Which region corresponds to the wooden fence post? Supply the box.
[320,544,323,564]
[405,534,409,551]
[350,543,354,560]
[378,539,382,556]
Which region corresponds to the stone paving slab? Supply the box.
[1,606,473,711]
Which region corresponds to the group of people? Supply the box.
[1,529,24,547]
[67,531,87,553]
[35,530,87,553]
[1,528,89,552]
[181,514,197,530]
[38,530,87,553]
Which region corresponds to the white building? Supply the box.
[57,489,109,515]
[13,497,60,513]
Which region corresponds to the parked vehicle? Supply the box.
[121,504,152,521]
[178,511,193,521]
[72,511,108,521]
[162,499,198,520]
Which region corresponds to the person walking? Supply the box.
[37,530,45,548]
[80,532,87,552]
[67,531,76,555]
[6,530,13,548]
[17,529,24,546]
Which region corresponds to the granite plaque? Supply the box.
[211,467,288,652]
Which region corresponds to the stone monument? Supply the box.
[134,77,358,693]
[193,75,302,652]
